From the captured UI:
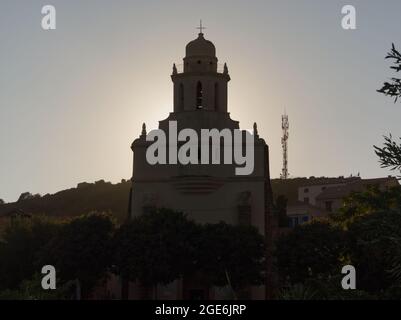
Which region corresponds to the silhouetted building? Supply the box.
[129,31,276,299]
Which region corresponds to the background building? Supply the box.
[274,176,400,227]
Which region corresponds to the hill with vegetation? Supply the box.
[0,180,131,223]
[0,177,344,223]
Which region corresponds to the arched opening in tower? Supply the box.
[214,82,219,110]
[196,81,203,109]
[179,83,184,111]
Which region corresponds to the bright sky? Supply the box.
[1,0,401,202]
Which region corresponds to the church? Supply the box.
[128,28,277,300]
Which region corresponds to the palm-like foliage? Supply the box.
[277,276,376,300]
[277,283,319,300]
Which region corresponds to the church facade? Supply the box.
[129,31,276,300]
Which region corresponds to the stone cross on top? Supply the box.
[196,20,206,34]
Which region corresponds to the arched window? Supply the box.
[196,81,203,109]
[179,83,184,110]
[214,82,219,110]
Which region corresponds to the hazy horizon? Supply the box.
[1,0,401,202]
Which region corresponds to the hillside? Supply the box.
[0,177,343,222]
[0,180,131,223]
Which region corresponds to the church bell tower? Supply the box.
[171,28,230,113]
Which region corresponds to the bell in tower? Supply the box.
[171,27,230,113]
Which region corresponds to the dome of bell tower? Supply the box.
[185,33,216,57]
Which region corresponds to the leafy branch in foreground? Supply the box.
[377,43,401,102]
[374,135,401,176]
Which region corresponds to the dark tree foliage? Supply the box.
[331,185,401,227]
[331,186,401,297]
[347,210,401,293]
[37,213,115,298]
[17,192,40,202]
[113,208,200,287]
[113,210,266,298]
[374,135,401,177]
[375,44,401,177]
[0,199,4,205]
[275,221,345,285]
[377,43,401,102]
[0,216,59,290]
[0,273,75,300]
[276,186,401,299]
[277,276,376,300]
[0,180,132,223]
[197,222,266,291]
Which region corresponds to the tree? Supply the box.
[365,43,401,296]
[17,192,33,202]
[112,208,199,299]
[196,222,266,297]
[277,276,376,300]
[38,213,115,298]
[17,192,40,202]
[0,199,4,205]
[113,209,266,299]
[374,135,401,178]
[331,185,401,227]
[375,43,401,177]
[275,221,346,285]
[0,274,75,300]
[0,215,59,291]
[377,43,401,102]
[347,209,401,293]
[331,185,401,296]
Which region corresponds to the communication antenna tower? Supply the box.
[280,113,289,179]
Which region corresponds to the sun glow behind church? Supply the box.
[0,1,401,202]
